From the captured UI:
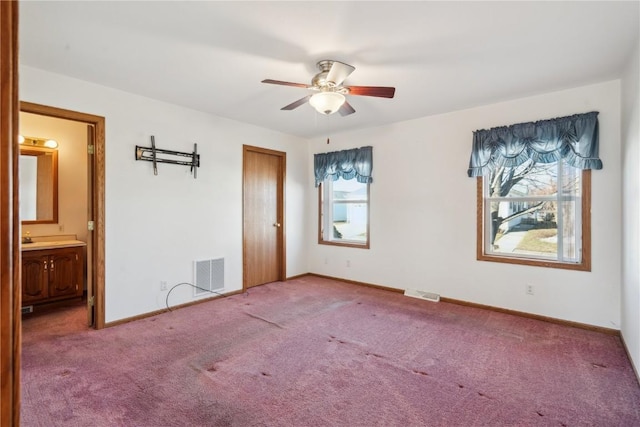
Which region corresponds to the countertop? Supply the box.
[21,240,87,252]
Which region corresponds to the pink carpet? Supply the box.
[21,276,640,426]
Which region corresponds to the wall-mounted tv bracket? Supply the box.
[135,135,200,178]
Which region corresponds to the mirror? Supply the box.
[19,147,58,224]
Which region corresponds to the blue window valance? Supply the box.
[314,146,373,187]
[467,111,602,177]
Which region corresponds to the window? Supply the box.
[314,146,373,249]
[468,112,600,270]
[319,177,370,248]
[478,159,591,270]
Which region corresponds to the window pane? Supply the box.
[561,200,579,261]
[320,177,369,247]
[490,200,558,259]
[331,178,368,242]
[479,165,589,270]
[332,177,368,201]
[560,164,580,197]
[332,202,368,242]
[489,160,559,198]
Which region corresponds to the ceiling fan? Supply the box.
[261,60,395,116]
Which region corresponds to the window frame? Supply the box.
[476,168,591,271]
[318,178,370,249]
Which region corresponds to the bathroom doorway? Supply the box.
[19,102,105,329]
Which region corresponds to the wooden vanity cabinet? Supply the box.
[22,246,84,305]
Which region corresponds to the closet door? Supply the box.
[243,145,285,288]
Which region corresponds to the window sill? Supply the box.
[477,252,590,271]
[319,240,370,249]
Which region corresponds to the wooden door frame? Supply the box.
[0,1,20,424]
[19,101,106,330]
[242,145,286,289]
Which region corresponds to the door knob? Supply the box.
[273,223,281,227]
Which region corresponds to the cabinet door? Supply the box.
[22,253,49,303]
[49,248,80,298]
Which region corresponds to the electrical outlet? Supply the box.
[160,281,168,291]
[59,224,64,232]
[526,284,534,295]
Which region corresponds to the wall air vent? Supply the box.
[194,258,224,297]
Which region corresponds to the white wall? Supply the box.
[19,65,628,332]
[308,81,622,329]
[20,66,309,323]
[621,40,640,374]
[20,112,89,243]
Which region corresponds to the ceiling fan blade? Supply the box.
[281,95,312,110]
[262,79,311,89]
[346,86,396,98]
[326,61,355,86]
[338,100,356,116]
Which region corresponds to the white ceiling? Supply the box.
[19,1,639,139]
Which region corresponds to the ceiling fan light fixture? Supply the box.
[309,92,345,115]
